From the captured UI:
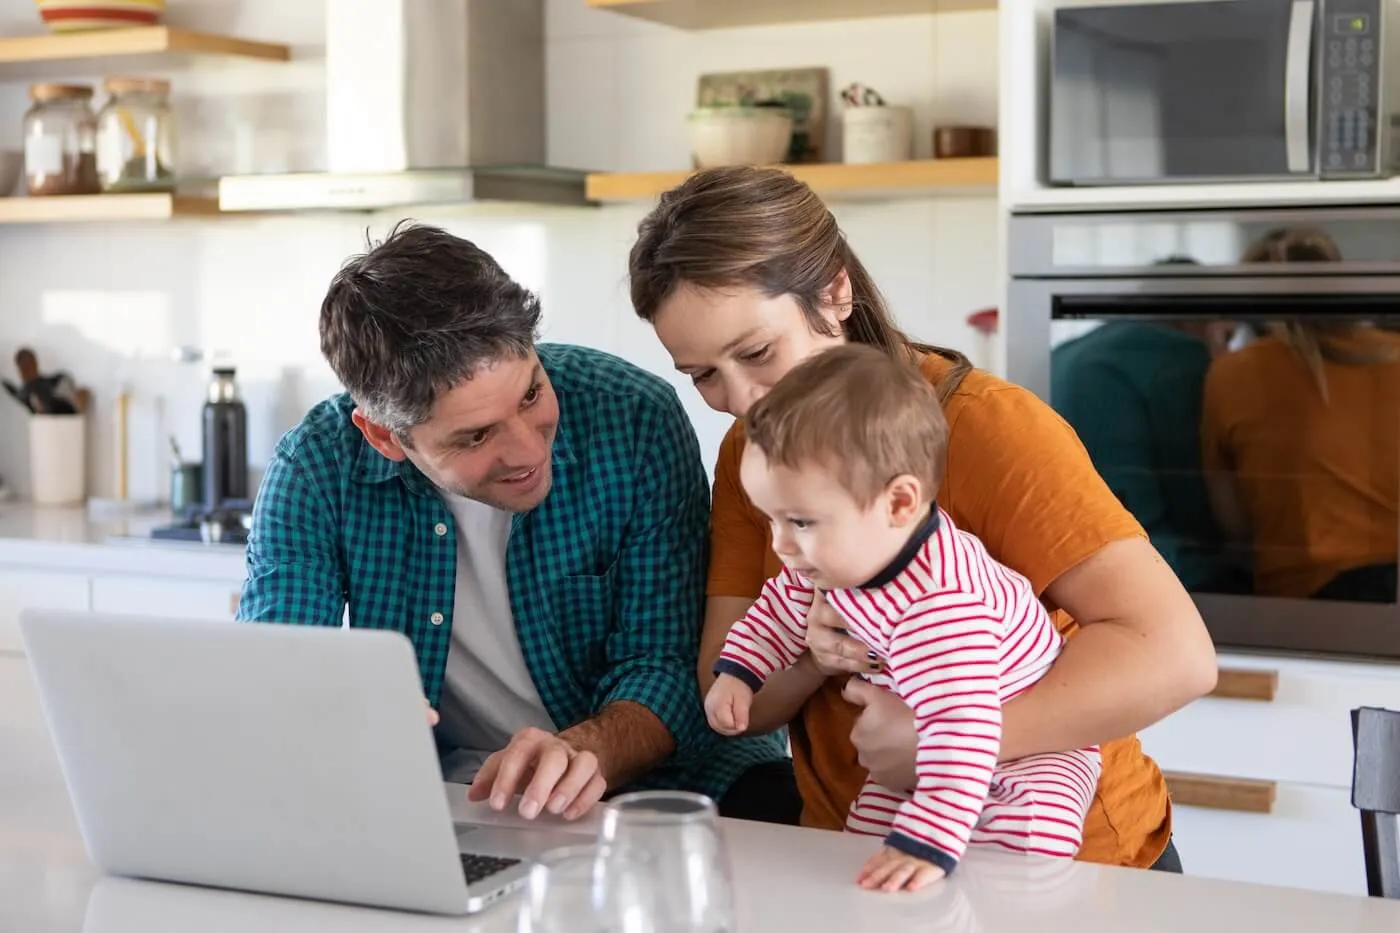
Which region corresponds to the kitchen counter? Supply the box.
[0,503,246,581]
[4,686,1400,933]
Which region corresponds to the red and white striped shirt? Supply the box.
[715,507,1077,869]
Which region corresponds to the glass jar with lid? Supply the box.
[22,83,100,197]
[96,76,176,193]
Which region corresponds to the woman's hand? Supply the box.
[843,678,918,792]
[806,590,883,677]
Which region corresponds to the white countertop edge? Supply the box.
[0,535,246,582]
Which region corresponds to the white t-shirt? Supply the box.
[435,492,555,783]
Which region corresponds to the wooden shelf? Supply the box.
[0,26,289,68]
[0,193,223,225]
[586,157,997,203]
[589,0,996,30]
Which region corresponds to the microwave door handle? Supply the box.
[1286,0,1316,172]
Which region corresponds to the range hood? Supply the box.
[219,0,590,212]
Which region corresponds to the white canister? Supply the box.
[842,105,914,164]
[29,413,86,505]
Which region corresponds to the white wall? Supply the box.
[0,0,999,504]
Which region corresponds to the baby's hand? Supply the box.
[857,845,946,893]
[704,674,754,736]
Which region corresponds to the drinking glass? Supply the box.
[518,844,658,933]
[598,791,735,933]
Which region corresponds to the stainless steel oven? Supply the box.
[1008,206,1400,658]
[1050,0,1400,185]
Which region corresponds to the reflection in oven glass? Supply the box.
[1050,227,1400,605]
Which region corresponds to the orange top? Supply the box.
[707,354,1172,868]
[1201,332,1400,598]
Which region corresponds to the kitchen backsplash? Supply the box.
[0,0,999,503]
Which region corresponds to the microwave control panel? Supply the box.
[1317,0,1387,176]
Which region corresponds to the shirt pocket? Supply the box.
[549,562,621,694]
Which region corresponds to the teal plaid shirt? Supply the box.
[237,343,786,799]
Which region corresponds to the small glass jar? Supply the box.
[96,76,176,193]
[22,83,100,197]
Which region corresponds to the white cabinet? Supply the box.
[1169,784,1364,896]
[1139,654,1396,895]
[0,570,91,654]
[89,576,241,622]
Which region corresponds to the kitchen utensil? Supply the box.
[34,0,165,33]
[15,347,39,385]
[115,389,129,501]
[934,125,997,159]
[2,380,29,411]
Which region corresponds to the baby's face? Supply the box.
[739,444,923,590]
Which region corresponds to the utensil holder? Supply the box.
[842,105,913,164]
[29,413,86,505]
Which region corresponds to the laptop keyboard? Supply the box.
[460,853,522,884]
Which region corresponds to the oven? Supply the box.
[1008,206,1400,658]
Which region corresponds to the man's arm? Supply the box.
[237,449,345,626]
[582,386,714,777]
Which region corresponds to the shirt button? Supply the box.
[434,522,448,537]
[430,612,444,625]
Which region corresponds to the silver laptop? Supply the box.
[19,609,587,916]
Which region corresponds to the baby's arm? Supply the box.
[712,567,815,691]
[881,597,1001,876]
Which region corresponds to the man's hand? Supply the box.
[806,590,883,677]
[705,673,755,736]
[467,727,606,822]
[844,678,918,792]
[857,845,945,892]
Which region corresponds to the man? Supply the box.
[237,222,795,824]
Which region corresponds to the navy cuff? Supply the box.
[885,831,960,876]
[712,659,765,693]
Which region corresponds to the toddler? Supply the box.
[706,344,1100,893]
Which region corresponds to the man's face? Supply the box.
[356,351,560,512]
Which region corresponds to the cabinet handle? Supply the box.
[1162,770,1276,814]
[1209,667,1278,702]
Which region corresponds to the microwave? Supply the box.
[1050,0,1400,185]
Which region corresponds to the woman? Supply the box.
[627,166,1218,870]
[1202,227,1400,603]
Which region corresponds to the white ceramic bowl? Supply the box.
[687,107,794,169]
[0,151,22,197]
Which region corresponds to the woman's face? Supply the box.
[652,277,852,418]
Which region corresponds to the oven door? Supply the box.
[1051,0,1318,184]
[1008,208,1400,658]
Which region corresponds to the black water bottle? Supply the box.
[202,367,249,513]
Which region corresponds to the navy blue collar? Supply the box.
[859,507,940,589]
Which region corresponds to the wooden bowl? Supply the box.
[933,126,997,159]
[35,0,165,33]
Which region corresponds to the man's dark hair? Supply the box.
[319,220,541,437]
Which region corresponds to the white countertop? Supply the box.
[3,669,1399,933]
[0,503,245,580]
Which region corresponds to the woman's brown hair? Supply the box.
[627,166,972,402]
[1242,226,1398,402]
